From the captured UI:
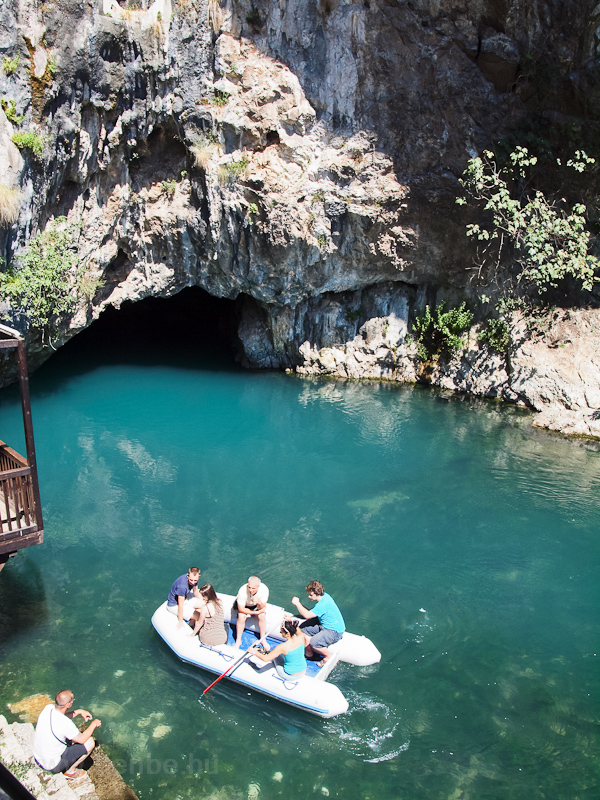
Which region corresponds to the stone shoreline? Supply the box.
[0,713,137,800]
[290,307,600,440]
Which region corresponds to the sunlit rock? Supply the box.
[8,694,52,724]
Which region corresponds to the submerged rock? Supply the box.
[151,724,171,739]
[8,694,52,723]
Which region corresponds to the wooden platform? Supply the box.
[0,324,44,566]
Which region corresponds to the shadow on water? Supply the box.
[34,288,245,393]
[0,555,47,641]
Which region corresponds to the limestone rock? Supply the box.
[0,0,598,438]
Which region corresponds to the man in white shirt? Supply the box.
[33,690,101,780]
[234,576,269,649]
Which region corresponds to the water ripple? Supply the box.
[324,692,409,763]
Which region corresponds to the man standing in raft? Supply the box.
[235,575,269,649]
[292,580,346,666]
[167,567,202,628]
[33,690,101,780]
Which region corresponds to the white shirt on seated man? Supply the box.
[235,576,269,649]
[33,690,101,780]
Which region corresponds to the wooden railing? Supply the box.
[0,440,40,540]
[0,324,44,562]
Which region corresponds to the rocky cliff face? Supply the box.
[0,0,599,435]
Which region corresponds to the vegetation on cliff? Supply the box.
[457,146,599,298]
[0,217,100,337]
[411,302,474,360]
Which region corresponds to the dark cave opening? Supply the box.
[57,287,245,370]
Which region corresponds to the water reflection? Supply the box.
[0,363,598,800]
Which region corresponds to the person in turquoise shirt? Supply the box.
[291,580,345,667]
[248,619,307,683]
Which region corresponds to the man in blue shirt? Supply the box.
[291,580,345,666]
[167,567,201,629]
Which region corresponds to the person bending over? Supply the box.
[189,584,228,645]
[167,567,202,629]
[249,619,307,682]
[234,575,269,649]
[33,690,101,780]
[291,580,345,666]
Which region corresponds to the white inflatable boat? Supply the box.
[151,593,381,718]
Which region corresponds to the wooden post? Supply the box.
[16,339,43,532]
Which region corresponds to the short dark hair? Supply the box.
[306,580,324,596]
[188,567,200,576]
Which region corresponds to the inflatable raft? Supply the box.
[151,593,381,718]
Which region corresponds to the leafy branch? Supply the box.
[457,147,598,293]
[0,217,86,333]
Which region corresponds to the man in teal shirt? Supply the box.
[291,580,345,666]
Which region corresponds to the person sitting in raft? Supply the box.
[189,584,228,645]
[234,575,269,649]
[291,580,346,667]
[167,567,202,629]
[33,690,101,781]
[248,619,307,682]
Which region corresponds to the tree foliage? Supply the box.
[0,217,80,331]
[456,147,598,293]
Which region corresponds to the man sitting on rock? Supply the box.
[33,690,101,780]
[234,575,269,649]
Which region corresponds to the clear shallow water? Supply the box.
[0,327,599,800]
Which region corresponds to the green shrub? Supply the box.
[213,89,230,107]
[160,179,177,198]
[478,318,510,352]
[217,157,249,185]
[2,54,20,76]
[412,302,473,360]
[11,130,46,158]
[246,202,258,225]
[47,54,58,76]
[496,296,527,316]
[0,217,80,330]
[1,98,25,125]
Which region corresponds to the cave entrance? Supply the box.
[62,288,244,369]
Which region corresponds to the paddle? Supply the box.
[202,620,282,695]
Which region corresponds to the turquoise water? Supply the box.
[1,316,599,800]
